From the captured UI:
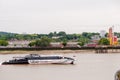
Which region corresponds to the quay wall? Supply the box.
[0,47,120,54]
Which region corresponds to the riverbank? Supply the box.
[0,50,95,54]
[0,46,120,54]
[0,49,120,54]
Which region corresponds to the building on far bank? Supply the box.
[8,40,30,47]
[50,42,79,48]
[84,35,100,47]
[91,35,100,43]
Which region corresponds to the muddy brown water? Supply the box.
[0,53,120,80]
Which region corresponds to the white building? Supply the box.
[100,30,106,38]
[8,40,30,47]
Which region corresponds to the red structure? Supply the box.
[108,27,118,45]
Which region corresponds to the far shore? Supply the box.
[0,50,120,54]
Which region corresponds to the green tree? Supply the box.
[62,41,67,46]
[48,32,54,38]
[62,39,67,46]
[0,40,9,46]
[98,38,110,45]
[28,41,36,47]
[57,31,66,36]
[38,37,51,47]
[82,32,99,39]
[77,42,84,46]
[53,31,57,36]
[29,37,51,47]
[78,37,89,46]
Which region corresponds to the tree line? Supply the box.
[0,31,100,41]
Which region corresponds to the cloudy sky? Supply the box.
[0,0,120,34]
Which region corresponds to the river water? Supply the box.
[0,53,120,80]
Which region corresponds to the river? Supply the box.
[0,53,120,80]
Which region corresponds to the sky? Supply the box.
[0,0,120,34]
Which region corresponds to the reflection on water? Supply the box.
[0,53,120,80]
